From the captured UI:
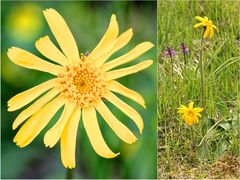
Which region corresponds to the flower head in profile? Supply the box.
[194,16,218,39]
[177,101,203,126]
[7,8,154,168]
[165,47,176,58]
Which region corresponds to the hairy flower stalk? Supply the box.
[199,30,205,107]
[7,8,154,169]
[194,16,218,107]
[66,168,73,179]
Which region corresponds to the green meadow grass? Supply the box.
[158,0,239,178]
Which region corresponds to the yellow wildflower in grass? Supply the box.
[7,8,154,168]
[194,16,218,38]
[177,101,204,126]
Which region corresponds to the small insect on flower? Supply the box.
[7,8,154,168]
[194,16,218,39]
[165,47,176,58]
[177,101,204,126]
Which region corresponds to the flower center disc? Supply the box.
[58,59,106,108]
[187,110,194,117]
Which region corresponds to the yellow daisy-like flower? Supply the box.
[7,8,154,168]
[177,101,204,126]
[194,16,218,38]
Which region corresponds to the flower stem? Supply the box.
[170,55,174,83]
[183,53,187,74]
[183,52,187,66]
[190,126,196,149]
[199,30,205,107]
[66,168,73,179]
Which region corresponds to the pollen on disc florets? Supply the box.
[58,56,106,108]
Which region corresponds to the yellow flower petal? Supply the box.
[101,42,154,72]
[213,25,219,32]
[94,28,133,67]
[7,47,64,75]
[177,105,188,113]
[82,107,119,158]
[189,101,194,109]
[107,80,145,108]
[44,101,75,148]
[209,27,214,38]
[193,107,204,113]
[12,88,60,130]
[183,115,193,126]
[194,22,203,28]
[193,116,199,123]
[60,107,81,169]
[195,16,204,21]
[88,14,119,61]
[204,16,209,20]
[8,78,59,111]
[105,60,153,80]
[35,35,69,66]
[177,108,188,114]
[94,100,137,144]
[203,27,210,38]
[104,91,144,134]
[195,112,202,117]
[13,96,65,147]
[179,105,188,109]
[43,8,79,63]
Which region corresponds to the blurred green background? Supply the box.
[1,1,157,179]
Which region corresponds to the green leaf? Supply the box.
[197,141,209,161]
[218,122,231,131]
[213,140,228,160]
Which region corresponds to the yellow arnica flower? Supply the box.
[177,101,204,126]
[194,16,218,38]
[7,8,154,168]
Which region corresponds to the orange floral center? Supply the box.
[58,56,106,108]
[187,110,195,117]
